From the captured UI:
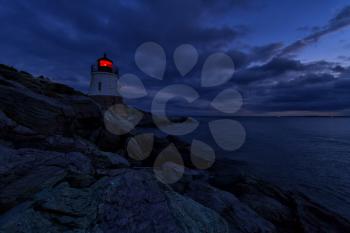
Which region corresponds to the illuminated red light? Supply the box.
[99,59,113,68]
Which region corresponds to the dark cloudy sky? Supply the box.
[1,0,350,116]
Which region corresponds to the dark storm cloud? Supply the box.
[231,57,342,86]
[338,56,350,62]
[275,73,335,88]
[1,1,350,115]
[0,0,249,88]
[234,61,350,113]
[233,58,304,84]
[279,5,350,56]
[154,53,350,115]
[221,43,285,70]
[249,43,284,62]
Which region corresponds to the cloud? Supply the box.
[249,43,284,62]
[0,0,249,88]
[279,5,350,56]
[235,61,350,114]
[1,1,350,115]
[232,58,304,84]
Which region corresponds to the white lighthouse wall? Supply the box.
[88,72,119,96]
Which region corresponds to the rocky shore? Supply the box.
[0,64,349,233]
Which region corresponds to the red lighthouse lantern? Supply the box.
[97,53,113,72]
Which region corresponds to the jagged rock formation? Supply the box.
[0,65,349,233]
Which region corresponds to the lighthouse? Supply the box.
[88,54,119,96]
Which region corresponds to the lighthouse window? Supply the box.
[98,82,102,91]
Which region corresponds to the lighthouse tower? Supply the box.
[88,54,119,96]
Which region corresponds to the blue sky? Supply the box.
[1,0,350,115]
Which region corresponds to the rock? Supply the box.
[0,164,66,213]
[42,135,95,153]
[0,77,71,135]
[94,169,232,233]
[1,130,129,172]
[293,194,350,233]
[90,150,129,169]
[0,145,94,213]
[0,111,16,129]
[165,191,230,233]
[94,169,182,233]
[0,202,57,233]
[0,183,98,233]
[132,135,194,169]
[0,74,101,137]
[12,125,37,136]
[208,158,251,188]
[92,127,125,152]
[64,95,102,138]
[239,194,293,226]
[225,176,302,233]
[222,175,350,233]
[104,104,144,136]
[184,181,276,233]
[7,135,93,153]
[0,65,79,97]
[0,168,232,233]
[34,182,99,229]
[126,133,154,161]
[170,168,210,194]
[0,110,40,144]
[0,71,130,155]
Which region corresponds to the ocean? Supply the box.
[144,117,350,220]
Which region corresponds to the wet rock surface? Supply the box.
[0,66,350,232]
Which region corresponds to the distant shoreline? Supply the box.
[155,115,350,118]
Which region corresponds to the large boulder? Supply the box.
[184,181,276,233]
[0,73,101,137]
[94,169,229,233]
[218,175,350,233]
[90,150,129,170]
[165,191,230,233]
[0,145,95,213]
[293,193,350,233]
[0,169,231,233]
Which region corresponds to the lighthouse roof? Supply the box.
[91,53,118,74]
[98,53,113,63]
